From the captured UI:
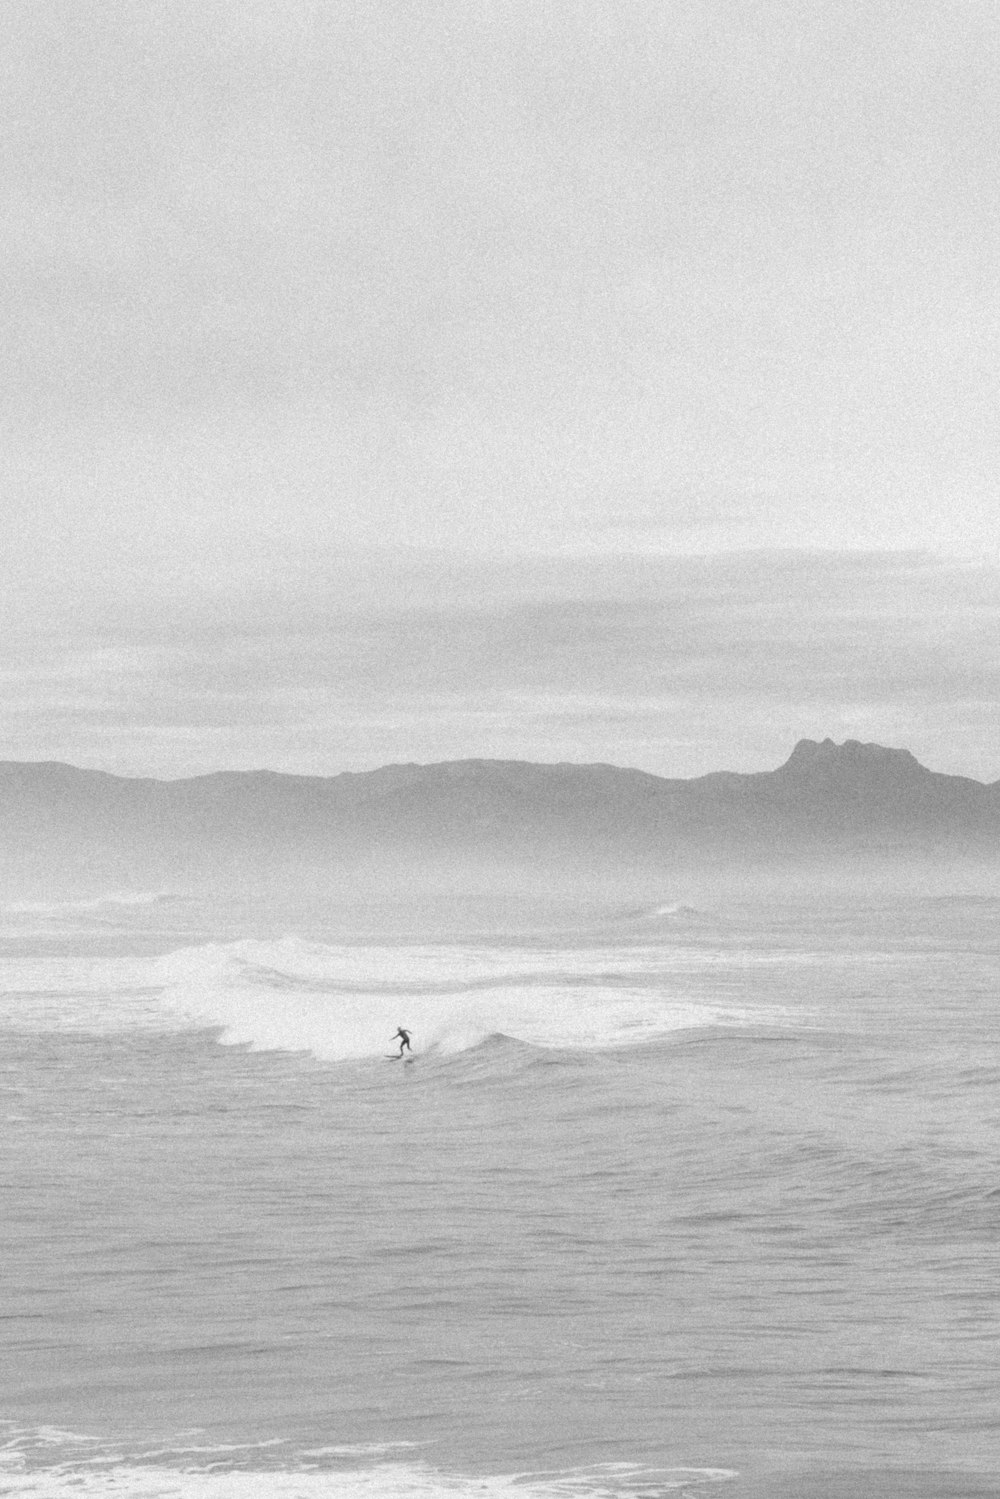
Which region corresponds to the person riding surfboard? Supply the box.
[393,1027,412,1057]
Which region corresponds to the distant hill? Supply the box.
[1,739,998,895]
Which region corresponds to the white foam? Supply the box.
[0,1458,737,1499]
[300,1447,430,1460]
[152,936,781,1061]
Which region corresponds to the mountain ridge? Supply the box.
[0,737,991,788]
[1,739,998,895]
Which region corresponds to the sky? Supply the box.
[3,0,999,781]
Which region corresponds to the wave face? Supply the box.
[152,934,781,1060]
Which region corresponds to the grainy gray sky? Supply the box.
[4,1,999,779]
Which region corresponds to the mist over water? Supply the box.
[2,887,999,1498]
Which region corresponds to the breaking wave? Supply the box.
[611,901,722,930]
[152,935,777,1062]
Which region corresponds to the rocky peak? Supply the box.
[778,738,928,780]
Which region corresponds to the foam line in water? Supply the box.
[0,1456,738,1499]
[3,892,174,914]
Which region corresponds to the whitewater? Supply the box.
[1,890,999,1499]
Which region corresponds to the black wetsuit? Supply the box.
[394,1028,412,1056]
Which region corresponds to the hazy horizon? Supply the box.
[1,731,998,787]
[4,737,999,910]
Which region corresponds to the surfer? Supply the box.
[393,1027,412,1057]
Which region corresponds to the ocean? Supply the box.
[1,889,998,1499]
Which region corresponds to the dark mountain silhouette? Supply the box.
[1,739,998,895]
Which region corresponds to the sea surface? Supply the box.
[1,889,998,1499]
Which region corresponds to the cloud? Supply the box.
[2,2,999,561]
[2,5,999,768]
